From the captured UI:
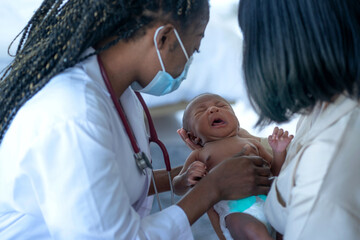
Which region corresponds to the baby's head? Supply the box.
[182,93,240,146]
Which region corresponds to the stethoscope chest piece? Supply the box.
[134,151,153,175]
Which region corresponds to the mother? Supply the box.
[239,0,360,239]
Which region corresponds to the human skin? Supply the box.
[175,94,291,233]
[174,94,290,194]
[97,18,272,226]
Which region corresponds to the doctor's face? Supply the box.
[164,10,209,78]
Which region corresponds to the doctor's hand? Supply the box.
[209,152,271,200]
[177,149,272,225]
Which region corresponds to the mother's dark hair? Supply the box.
[238,0,360,126]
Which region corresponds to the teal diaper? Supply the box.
[228,195,267,213]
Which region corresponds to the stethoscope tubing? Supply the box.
[97,55,174,209]
[135,92,174,206]
[135,92,171,171]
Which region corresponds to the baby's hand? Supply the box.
[268,127,294,153]
[184,161,207,187]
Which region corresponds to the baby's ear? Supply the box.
[187,131,202,146]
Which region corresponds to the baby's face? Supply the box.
[185,94,239,145]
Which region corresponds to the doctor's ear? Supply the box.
[154,24,175,50]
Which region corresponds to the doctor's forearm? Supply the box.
[148,166,182,195]
[176,174,220,225]
[176,155,272,225]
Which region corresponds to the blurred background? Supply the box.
[0,0,298,138]
[0,0,298,239]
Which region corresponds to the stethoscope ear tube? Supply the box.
[97,55,174,209]
[151,170,163,210]
[135,92,172,171]
[135,92,174,205]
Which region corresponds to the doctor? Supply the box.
[0,0,271,239]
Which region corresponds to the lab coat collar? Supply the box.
[77,47,110,98]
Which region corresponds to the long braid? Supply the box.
[0,0,208,143]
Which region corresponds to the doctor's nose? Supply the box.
[208,106,219,114]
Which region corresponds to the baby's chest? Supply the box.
[201,139,259,170]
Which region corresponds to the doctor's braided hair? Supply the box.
[0,0,209,142]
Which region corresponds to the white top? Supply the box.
[265,95,360,239]
[0,49,193,239]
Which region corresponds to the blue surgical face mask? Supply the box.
[131,26,193,96]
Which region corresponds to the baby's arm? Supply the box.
[268,127,294,176]
[172,150,207,195]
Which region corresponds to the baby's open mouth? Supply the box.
[212,118,226,126]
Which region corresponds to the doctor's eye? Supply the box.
[195,48,200,53]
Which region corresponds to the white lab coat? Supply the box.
[264,95,360,239]
[0,48,193,239]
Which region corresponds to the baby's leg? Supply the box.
[225,212,273,240]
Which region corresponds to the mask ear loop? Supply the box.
[154,26,190,72]
[154,26,166,72]
[173,29,189,60]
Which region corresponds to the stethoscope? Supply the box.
[97,55,174,210]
